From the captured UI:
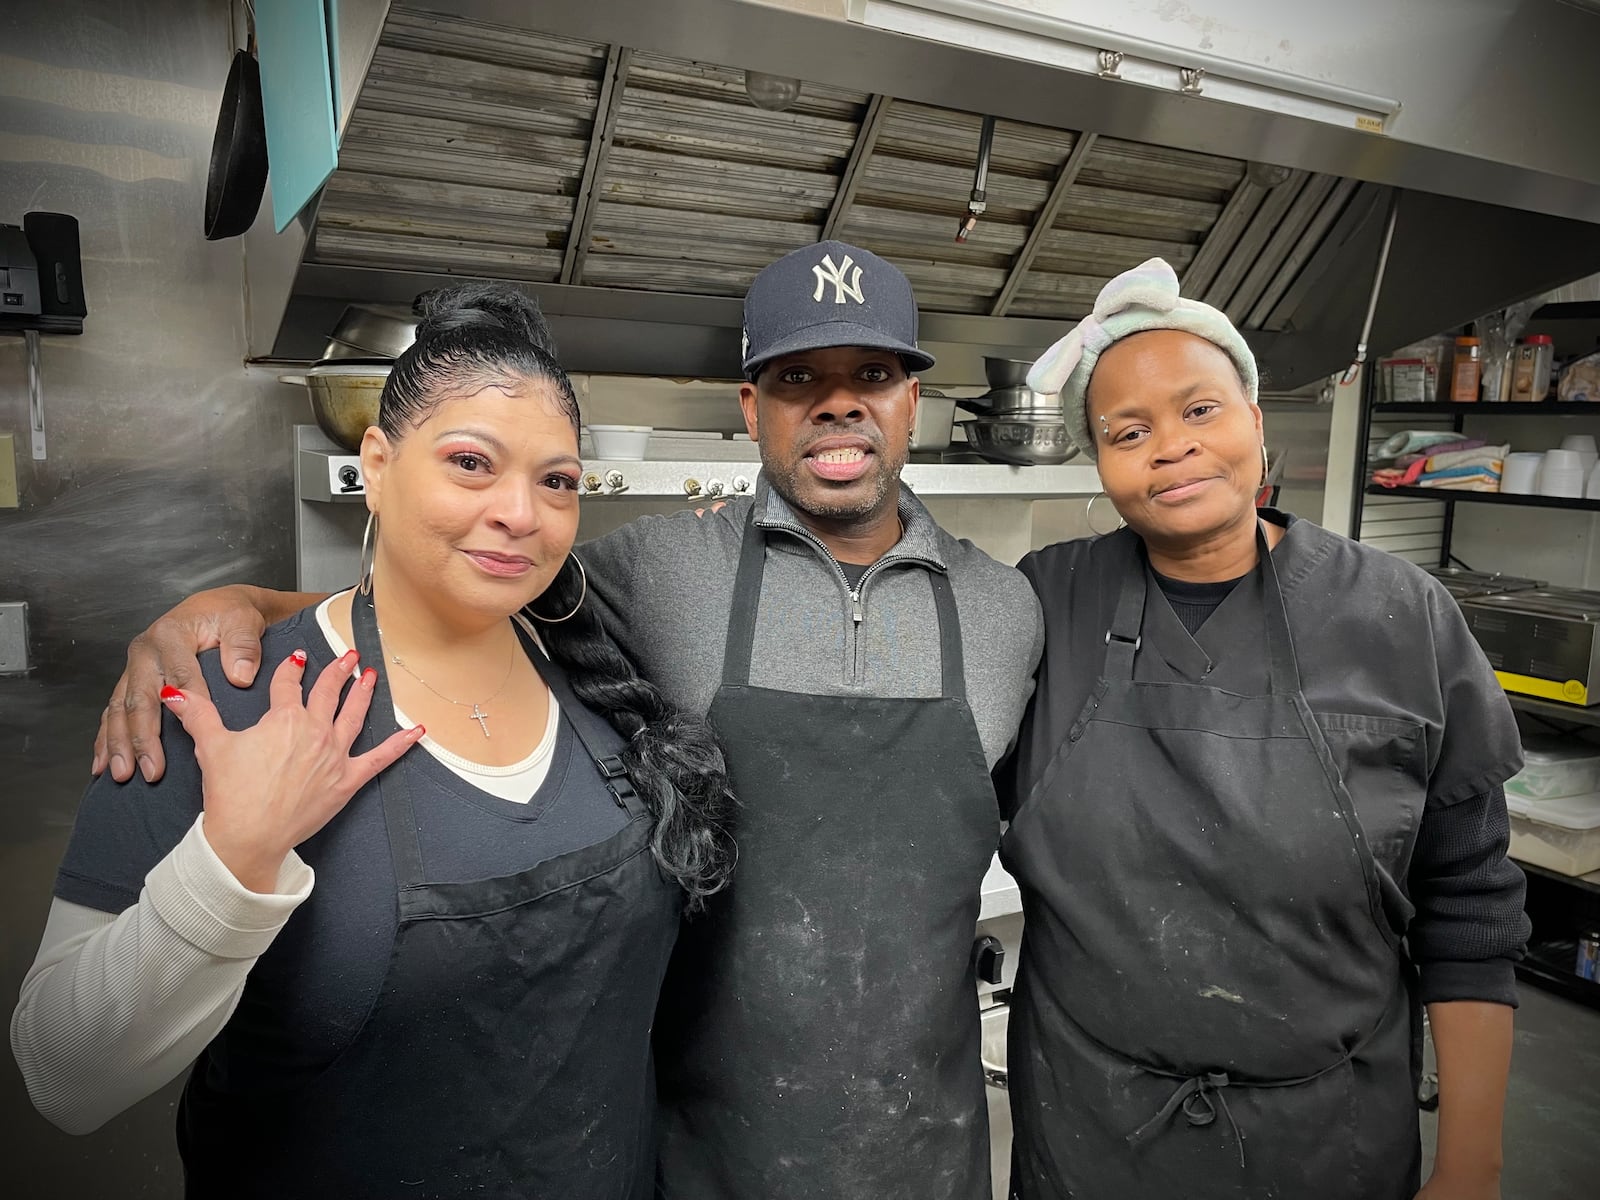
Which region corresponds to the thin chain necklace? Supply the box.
[376,621,517,739]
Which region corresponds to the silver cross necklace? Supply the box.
[376,622,517,739]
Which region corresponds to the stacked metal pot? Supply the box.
[957,357,1076,466]
[283,306,416,452]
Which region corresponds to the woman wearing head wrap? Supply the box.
[12,283,736,1198]
[998,260,1528,1200]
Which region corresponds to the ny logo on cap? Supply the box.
[812,253,865,305]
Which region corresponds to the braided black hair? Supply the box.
[532,561,737,911]
[380,283,737,908]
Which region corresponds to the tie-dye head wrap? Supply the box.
[1026,258,1259,461]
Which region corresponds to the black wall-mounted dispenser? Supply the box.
[0,212,86,335]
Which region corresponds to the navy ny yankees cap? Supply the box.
[740,240,936,381]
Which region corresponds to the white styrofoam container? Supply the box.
[1505,791,1600,876]
[1504,737,1600,801]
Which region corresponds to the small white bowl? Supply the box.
[587,424,652,460]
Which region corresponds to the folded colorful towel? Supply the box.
[1372,460,1427,488]
[1375,459,1505,490]
[1421,475,1501,492]
[1418,461,1502,491]
[1379,430,1466,458]
[1426,443,1510,472]
[1395,438,1488,466]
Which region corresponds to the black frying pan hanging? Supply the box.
[204,38,269,240]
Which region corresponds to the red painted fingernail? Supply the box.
[413,724,426,738]
[342,650,360,667]
[361,668,377,687]
[290,649,307,667]
[160,685,184,704]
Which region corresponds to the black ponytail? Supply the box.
[379,283,580,437]
[532,560,737,911]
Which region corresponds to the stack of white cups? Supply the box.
[1566,434,1600,499]
[1540,447,1588,498]
[1501,453,1544,495]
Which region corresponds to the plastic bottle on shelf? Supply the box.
[1510,335,1555,402]
[1450,337,1483,402]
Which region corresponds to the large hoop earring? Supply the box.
[530,554,587,624]
[1260,443,1270,489]
[1084,492,1125,537]
[358,512,378,596]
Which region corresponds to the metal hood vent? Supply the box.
[270,2,1600,387]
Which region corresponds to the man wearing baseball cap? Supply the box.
[91,240,1044,1199]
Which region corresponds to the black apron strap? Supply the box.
[1255,524,1304,698]
[1104,535,1147,681]
[927,570,966,701]
[1105,522,1299,694]
[350,587,428,889]
[721,511,768,688]
[518,620,652,823]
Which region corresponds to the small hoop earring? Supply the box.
[1085,492,1125,536]
[358,512,378,596]
[1260,443,1270,490]
[529,554,588,624]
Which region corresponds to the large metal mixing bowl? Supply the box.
[300,363,390,452]
[983,356,1037,391]
[962,416,1077,466]
[323,305,417,360]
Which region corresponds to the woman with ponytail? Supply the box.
[12,283,736,1198]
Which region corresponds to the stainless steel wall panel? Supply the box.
[1,2,309,1193]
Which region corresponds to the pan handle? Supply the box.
[278,374,307,387]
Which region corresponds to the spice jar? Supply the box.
[1450,336,1482,403]
[1578,929,1600,981]
[1510,334,1555,403]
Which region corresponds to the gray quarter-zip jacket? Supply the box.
[576,481,1043,767]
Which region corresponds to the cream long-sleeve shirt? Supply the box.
[10,818,312,1134]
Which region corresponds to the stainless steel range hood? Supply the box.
[252,0,1600,389]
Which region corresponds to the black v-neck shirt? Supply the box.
[1151,570,1248,637]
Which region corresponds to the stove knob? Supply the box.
[705,479,725,497]
[971,935,1005,986]
[604,470,629,494]
[682,477,702,497]
[732,475,752,494]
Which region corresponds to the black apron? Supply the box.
[1002,526,1419,1200]
[653,513,1000,1199]
[178,588,682,1199]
